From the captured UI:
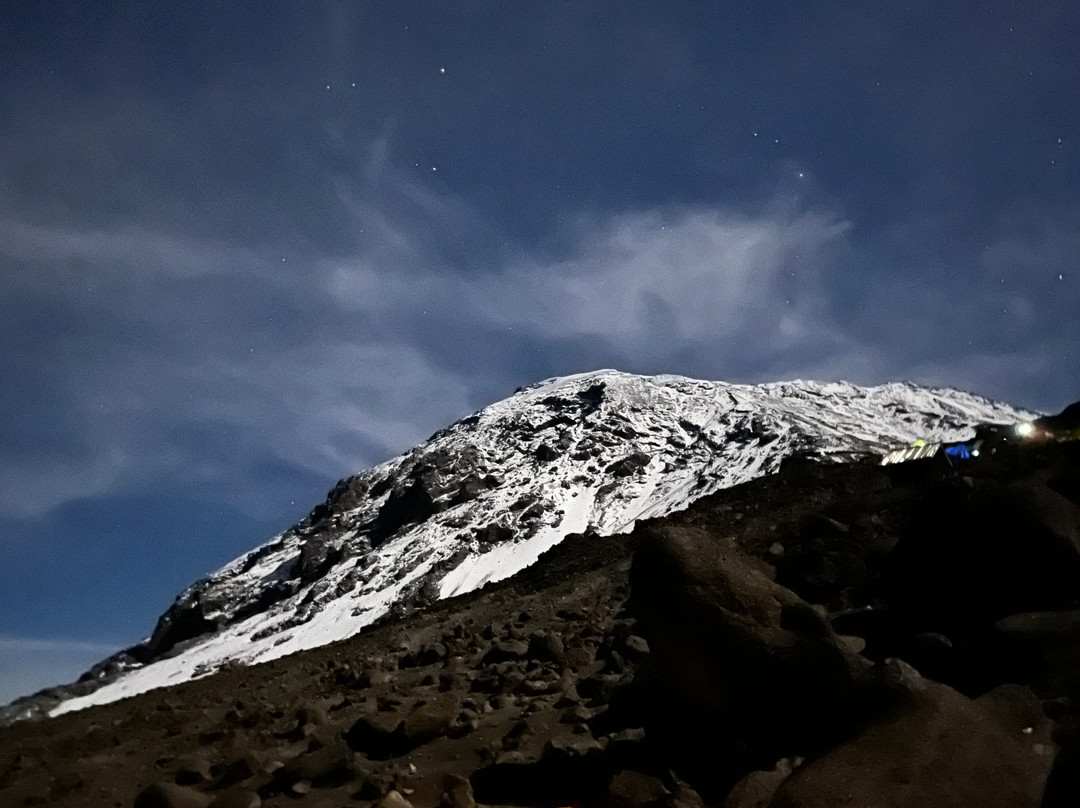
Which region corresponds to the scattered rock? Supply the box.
[6,433,1080,808]
[272,742,356,788]
[211,754,258,790]
[380,789,415,808]
[722,759,795,808]
[345,712,404,759]
[622,634,650,659]
[173,755,213,786]
[402,695,460,747]
[133,783,210,808]
[528,630,566,662]
[206,791,261,808]
[440,772,475,808]
[482,640,529,665]
[46,771,84,801]
[606,769,668,808]
[668,780,707,808]
[287,780,311,796]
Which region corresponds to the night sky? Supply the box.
[1,2,1078,704]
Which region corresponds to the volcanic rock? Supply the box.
[268,742,356,790]
[401,696,461,747]
[722,759,796,808]
[767,663,1056,808]
[206,791,260,808]
[439,772,475,808]
[133,783,210,808]
[606,769,668,808]
[630,524,869,776]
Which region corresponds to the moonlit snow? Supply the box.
[52,370,1032,716]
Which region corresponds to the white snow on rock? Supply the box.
[50,370,1032,716]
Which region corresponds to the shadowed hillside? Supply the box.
[3,407,1079,807]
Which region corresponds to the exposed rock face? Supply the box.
[22,371,1028,719]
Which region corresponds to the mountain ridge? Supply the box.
[4,370,1033,722]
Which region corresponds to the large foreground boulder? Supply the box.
[765,662,1056,808]
[631,524,1063,806]
[629,526,871,793]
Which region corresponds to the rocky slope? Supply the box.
[2,411,1078,807]
[5,370,1030,722]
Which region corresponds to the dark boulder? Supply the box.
[473,524,515,545]
[606,452,651,478]
[440,772,475,808]
[606,769,668,808]
[266,742,357,792]
[296,536,345,585]
[535,443,560,462]
[133,783,210,808]
[527,630,566,663]
[766,663,1055,808]
[344,713,404,760]
[400,695,460,747]
[482,640,529,665]
[723,759,796,808]
[887,477,1080,635]
[629,526,871,794]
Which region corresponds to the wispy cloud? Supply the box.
[1,140,1077,526]
[203,340,477,477]
[327,204,858,372]
[0,448,128,521]
[0,220,268,283]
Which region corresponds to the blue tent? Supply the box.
[943,444,971,461]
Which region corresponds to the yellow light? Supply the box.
[1017,422,1034,437]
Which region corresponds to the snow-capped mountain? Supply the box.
[49,370,1032,717]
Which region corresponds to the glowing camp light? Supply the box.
[1017,422,1034,437]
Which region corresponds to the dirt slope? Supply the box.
[3,438,1079,808]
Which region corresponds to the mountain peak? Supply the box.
[34,371,1031,719]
